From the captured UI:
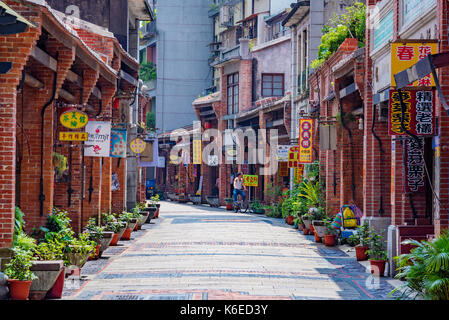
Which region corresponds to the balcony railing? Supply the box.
[141,21,156,38]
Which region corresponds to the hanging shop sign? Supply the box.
[158,156,166,168]
[85,121,111,157]
[59,132,88,142]
[295,164,305,184]
[279,161,289,177]
[130,138,146,154]
[208,155,219,166]
[299,119,314,164]
[404,138,426,193]
[110,128,127,158]
[242,163,249,175]
[111,173,120,191]
[193,140,202,165]
[288,146,300,168]
[277,145,290,162]
[391,41,438,87]
[243,174,259,187]
[170,154,180,165]
[388,89,436,136]
[60,110,89,129]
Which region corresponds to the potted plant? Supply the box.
[4,247,38,300]
[64,233,96,269]
[297,216,305,231]
[367,229,388,277]
[150,195,161,218]
[119,212,137,240]
[354,222,371,261]
[102,213,126,246]
[302,213,312,234]
[312,208,328,239]
[225,198,234,211]
[85,218,104,260]
[324,221,338,247]
[250,200,265,214]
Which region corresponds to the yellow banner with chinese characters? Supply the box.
[243,175,259,187]
[288,146,300,168]
[295,165,304,184]
[391,42,438,87]
[299,119,313,164]
[60,110,88,129]
[193,140,202,165]
[59,132,88,141]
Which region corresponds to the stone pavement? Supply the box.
[64,202,402,300]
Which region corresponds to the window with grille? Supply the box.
[262,74,284,97]
[227,73,239,114]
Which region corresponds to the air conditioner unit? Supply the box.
[220,5,231,27]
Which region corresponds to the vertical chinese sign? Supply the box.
[193,139,202,165]
[391,42,438,87]
[389,89,435,136]
[299,119,314,163]
[288,146,300,168]
[279,162,289,177]
[404,138,426,193]
[294,165,304,184]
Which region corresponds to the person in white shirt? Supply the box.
[233,172,246,203]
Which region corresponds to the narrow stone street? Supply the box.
[65,202,399,300]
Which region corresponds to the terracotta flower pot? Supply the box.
[355,245,369,261]
[8,279,33,300]
[309,224,315,233]
[324,234,336,247]
[121,228,133,240]
[88,244,101,260]
[314,232,322,243]
[303,228,309,235]
[226,204,233,211]
[370,260,387,277]
[110,233,119,246]
[285,216,294,225]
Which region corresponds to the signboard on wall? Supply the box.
[288,146,300,168]
[243,175,258,187]
[277,145,290,162]
[110,129,127,158]
[193,140,202,165]
[60,109,88,129]
[279,161,289,177]
[404,138,426,193]
[295,165,305,184]
[59,132,88,142]
[391,42,438,87]
[388,89,436,136]
[85,121,111,157]
[299,119,314,163]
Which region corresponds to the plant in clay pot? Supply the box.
[119,212,136,240]
[5,247,38,300]
[225,198,234,211]
[367,229,388,277]
[85,218,104,260]
[354,222,371,261]
[324,221,338,247]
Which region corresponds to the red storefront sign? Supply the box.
[389,89,436,136]
[404,138,425,193]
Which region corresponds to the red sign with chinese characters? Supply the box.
[388,89,436,136]
[288,146,300,168]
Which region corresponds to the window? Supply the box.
[227,73,239,114]
[262,74,284,97]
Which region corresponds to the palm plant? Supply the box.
[298,180,320,208]
[391,230,449,300]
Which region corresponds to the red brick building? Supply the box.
[0,0,150,256]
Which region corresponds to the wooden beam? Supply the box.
[30,46,57,72]
[66,70,83,87]
[58,88,76,103]
[119,69,138,87]
[24,73,44,89]
[92,87,102,100]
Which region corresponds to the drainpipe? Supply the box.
[39,65,58,216]
[290,25,298,190]
[371,103,385,216]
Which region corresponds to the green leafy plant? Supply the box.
[34,241,65,261]
[265,203,282,218]
[298,180,320,208]
[14,206,26,244]
[14,233,37,253]
[324,220,338,236]
[311,2,366,69]
[139,62,157,82]
[65,233,95,256]
[85,217,104,244]
[391,230,449,300]
[367,229,388,261]
[53,152,68,178]
[250,200,264,211]
[4,247,37,281]
[355,222,371,247]
[119,211,135,223]
[146,111,156,131]
[150,194,160,206]
[225,198,234,205]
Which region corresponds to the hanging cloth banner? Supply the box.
[389,89,436,136]
[295,165,305,184]
[193,139,202,165]
[404,137,426,193]
[85,121,111,157]
[299,119,314,163]
[139,139,159,168]
[288,146,300,168]
[110,128,127,158]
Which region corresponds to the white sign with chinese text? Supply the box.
[85,121,111,157]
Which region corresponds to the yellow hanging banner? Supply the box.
[60,110,89,129]
[193,140,202,165]
[299,119,313,164]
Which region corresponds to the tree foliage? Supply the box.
[311,2,366,69]
[139,62,157,82]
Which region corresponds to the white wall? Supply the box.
[270,0,293,15]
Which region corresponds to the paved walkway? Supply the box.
[64,202,401,300]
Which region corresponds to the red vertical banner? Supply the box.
[299,119,313,163]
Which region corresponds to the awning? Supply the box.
[0,0,35,35]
